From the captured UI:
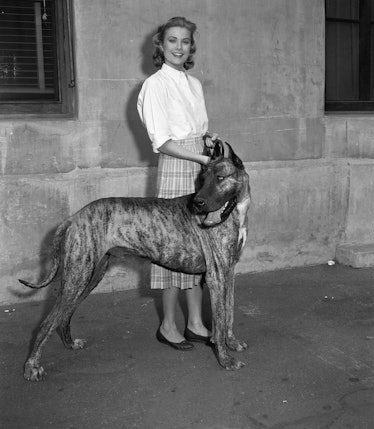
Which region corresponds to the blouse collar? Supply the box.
[161,63,187,83]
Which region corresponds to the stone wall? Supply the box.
[1,0,373,304]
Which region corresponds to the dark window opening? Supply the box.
[325,0,374,111]
[0,0,75,117]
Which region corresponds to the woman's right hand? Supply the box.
[204,132,219,148]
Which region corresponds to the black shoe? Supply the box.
[156,327,194,351]
[184,327,212,345]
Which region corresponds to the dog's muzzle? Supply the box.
[193,196,237,227]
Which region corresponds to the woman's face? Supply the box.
[162,26,192,71]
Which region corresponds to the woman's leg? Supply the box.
[186,284,211,337]
[160,287,185,343]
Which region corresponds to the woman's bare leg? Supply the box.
[186,284,211,336]
[159,287,185,343]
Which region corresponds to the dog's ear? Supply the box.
[211,139,224,161]
[225,142,244,170]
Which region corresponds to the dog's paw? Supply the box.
[24,361,47,382]
[71,338,87,350]
[227,337,248,352]
[219,355,246,371]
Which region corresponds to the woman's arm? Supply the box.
[159,140,210,165]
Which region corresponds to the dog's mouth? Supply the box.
[201,197,237,227]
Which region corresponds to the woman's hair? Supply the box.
[152,16,197,70]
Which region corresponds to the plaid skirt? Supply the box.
[151,136,204,290]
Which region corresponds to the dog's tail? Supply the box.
[19,219,72,289]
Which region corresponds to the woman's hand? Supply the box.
[204,132,219,148]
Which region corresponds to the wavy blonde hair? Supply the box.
[152,17,197,70]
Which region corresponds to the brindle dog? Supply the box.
[20,140,251,381]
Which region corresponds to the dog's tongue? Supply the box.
[203,208,222,226]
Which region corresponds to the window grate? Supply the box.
[325,0,374,111]
[0,0,75,117]
[0,0,57,101]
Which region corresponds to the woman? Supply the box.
[137,16,216,350]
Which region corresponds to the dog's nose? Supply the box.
[193,197,206,209]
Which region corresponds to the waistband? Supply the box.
[173,136,203,145]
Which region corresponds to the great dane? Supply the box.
[19,140,251,381]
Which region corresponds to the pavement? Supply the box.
[1,264,374,429]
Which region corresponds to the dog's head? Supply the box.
[191,139,250,227]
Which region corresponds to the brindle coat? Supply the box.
[20,140,251,381]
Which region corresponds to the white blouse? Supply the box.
[137,63,209,153]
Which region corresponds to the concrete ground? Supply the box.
[1,264,374,429]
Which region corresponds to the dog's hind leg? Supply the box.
[57,253,110,350]
[24,294,72,381]
[24,250,100,381]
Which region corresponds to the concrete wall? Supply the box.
[324,116,374,247]
[1,0,373,304]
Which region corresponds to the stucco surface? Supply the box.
[1,0,374,304]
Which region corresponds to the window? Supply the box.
[325,0,374,111]
[0,0,75,117]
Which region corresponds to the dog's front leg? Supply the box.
[207,272,245,370]
[225,268,247,353]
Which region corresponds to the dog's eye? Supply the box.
[217,175,224,181]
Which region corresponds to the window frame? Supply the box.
[0,0,76,118]
[325,0,374,112]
